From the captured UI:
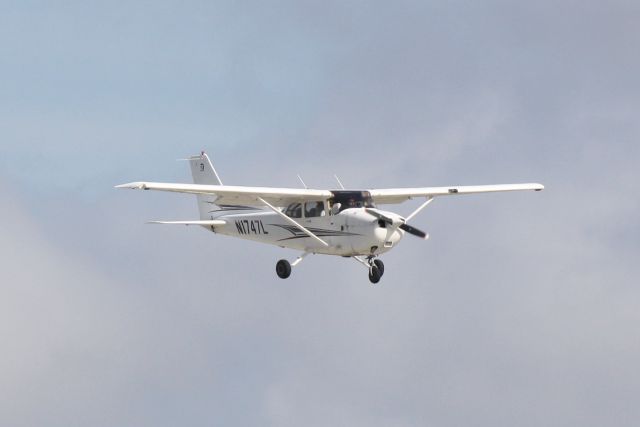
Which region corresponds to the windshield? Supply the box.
[330,191,375,213]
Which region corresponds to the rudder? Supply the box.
[189,151,223,186]
[188,152,223,219]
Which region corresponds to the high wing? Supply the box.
[369,183,544,204]
[116,181,544,206]
[115,182,332,206]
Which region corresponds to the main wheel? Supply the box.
[368,265,381,284]
[276,259,292,279]
[373,259,385,276]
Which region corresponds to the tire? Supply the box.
[373,259,384,276]
[368,265,381,284]
[276,259,292,279]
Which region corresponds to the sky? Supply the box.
[1,1,639,426]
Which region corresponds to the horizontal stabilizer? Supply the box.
[146,220,226,226]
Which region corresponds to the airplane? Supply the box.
[116,152,544,283]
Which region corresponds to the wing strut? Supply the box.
[147,220,226,226]
[405,196,434,222]
[257,197,329,247]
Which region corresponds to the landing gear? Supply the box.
[373,259,385,277]
[275,253,309,279]
[276,259,291,279]
[353,256,385,284]
[368,258,384,284]
[368,265,382,284]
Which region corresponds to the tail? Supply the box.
[188,152,223,220]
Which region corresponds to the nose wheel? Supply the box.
[368,258,385,284]
[368,265,381,283]
[352,256,385,284]
[372,259,384,276]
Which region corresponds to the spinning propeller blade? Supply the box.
[366,208,428,239]
[365,208,395,224]
[399,223,429,239]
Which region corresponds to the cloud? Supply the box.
[0,186,270,426]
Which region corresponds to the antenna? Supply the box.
[297,174,308,189]
[334,175,345,190]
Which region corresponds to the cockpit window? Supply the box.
[305,201,325,217]
[284,203,302,218]
[330,191,375,213]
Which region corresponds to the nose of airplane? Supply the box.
[370,209,428,240]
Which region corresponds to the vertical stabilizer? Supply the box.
[188,152,223,219]
[189,151,223,185]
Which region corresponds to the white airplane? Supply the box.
[116,152,544,283]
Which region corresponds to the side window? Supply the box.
[285,203,302,218]
[305,201,325,218]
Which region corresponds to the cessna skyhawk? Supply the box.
[116,152,543,283]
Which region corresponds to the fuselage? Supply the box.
[207,208,405,256]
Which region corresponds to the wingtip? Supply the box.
[115,182,144,189]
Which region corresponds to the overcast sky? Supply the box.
[1,1,639,426]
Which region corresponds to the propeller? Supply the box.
[399,223,428,239]
[365,208,429,240]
